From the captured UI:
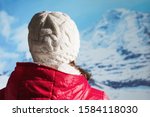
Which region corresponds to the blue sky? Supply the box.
[0,0,150,30]
[0,0,150,73]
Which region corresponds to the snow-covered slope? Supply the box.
[0,73,9,89]
[78,9,150,94]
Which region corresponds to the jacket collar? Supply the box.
[14,62,90,99]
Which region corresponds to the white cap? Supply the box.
[28,11,80,68]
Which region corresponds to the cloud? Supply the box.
[0,10,29,53]
[0,48,19,58]
[12,24,29,52]
[0,10,31,74]
[0,10,31,58]
[11,24,31,59]
[0,61,7,74]
[0,47,19,73]
[0,11,15,38]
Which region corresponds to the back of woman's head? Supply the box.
[28,11,80,67]
[28,11,91,80]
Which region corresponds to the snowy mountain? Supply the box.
[78,8,150,91]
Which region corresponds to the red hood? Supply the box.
[2,62,107,100]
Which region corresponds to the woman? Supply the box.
[0,11,108,100]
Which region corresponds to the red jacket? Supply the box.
[0,62,108,100]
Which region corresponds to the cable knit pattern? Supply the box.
[28,11,80,67]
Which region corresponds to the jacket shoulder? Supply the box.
[0,88,5,100]
[86,87,109,100]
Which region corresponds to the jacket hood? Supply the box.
[3,62,107,100]
[5,62,91,100]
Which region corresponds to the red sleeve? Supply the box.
[0,88,5,100]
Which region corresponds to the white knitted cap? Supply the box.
[28,11,80,67]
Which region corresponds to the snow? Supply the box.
[0,75,9,89]
[106,86,150,100]
[78,8,150,99]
